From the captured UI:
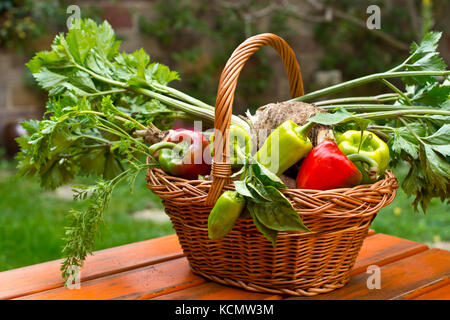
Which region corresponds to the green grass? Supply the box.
[372,166,450,244]
[0,158,448,272]
[0,160,174,272]
[374,191,450,243]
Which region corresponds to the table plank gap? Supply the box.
[393,276,449,300]
[409,283,450,300]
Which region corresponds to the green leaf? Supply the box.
[234,180,254,198]
[391,129,419,159]
[430,144,450,157]
[409,51,446,71]
[401,165,430,213]
[146,62,180,85]
[85,51,113,78]
[308,108,356,125]
[114,49,150,80]
[126,76,150,88]
[40,157,77,190]
[78,148,106,176]
[134,49,150,79]
[424,144,450,178]
[422,124,450,145]
[403,32,448,86]
[26,50,66,73]
[33,67,68,96]
[420,124,450,157]
[410,32,442,55]
[65,20,97,64]
[410,82,450,107]
[69,70,98,94]
[355,118,371,132]
[248,204,278,247]
[249,186,310,232]
[117,96,176,129]
[246,182,271,202]
[95,20,121,60]
[103,151,123,180]
[20,120,41,134]
[419,144,450,195]
[250,162,285,189]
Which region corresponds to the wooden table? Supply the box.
[0,230,449,300]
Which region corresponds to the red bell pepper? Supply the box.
[149,129,211,179]
[296,140,379,190]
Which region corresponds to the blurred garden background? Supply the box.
[0,0,449,272]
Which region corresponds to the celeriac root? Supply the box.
[248,101,334,147]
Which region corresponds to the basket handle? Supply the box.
[205,33,304,206]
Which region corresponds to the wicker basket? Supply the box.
[146,33,398,296]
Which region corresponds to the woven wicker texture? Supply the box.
[146,33,398,296]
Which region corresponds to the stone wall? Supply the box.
[0,50,45,147]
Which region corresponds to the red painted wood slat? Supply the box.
[16,258,205,300]
[288,249,450,300]
[0,234,183,299]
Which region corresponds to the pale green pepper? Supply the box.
[208,190,246,240]
[209,124,253,168]
[255,120,314,176]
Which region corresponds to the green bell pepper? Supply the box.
[337,130,390,183]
